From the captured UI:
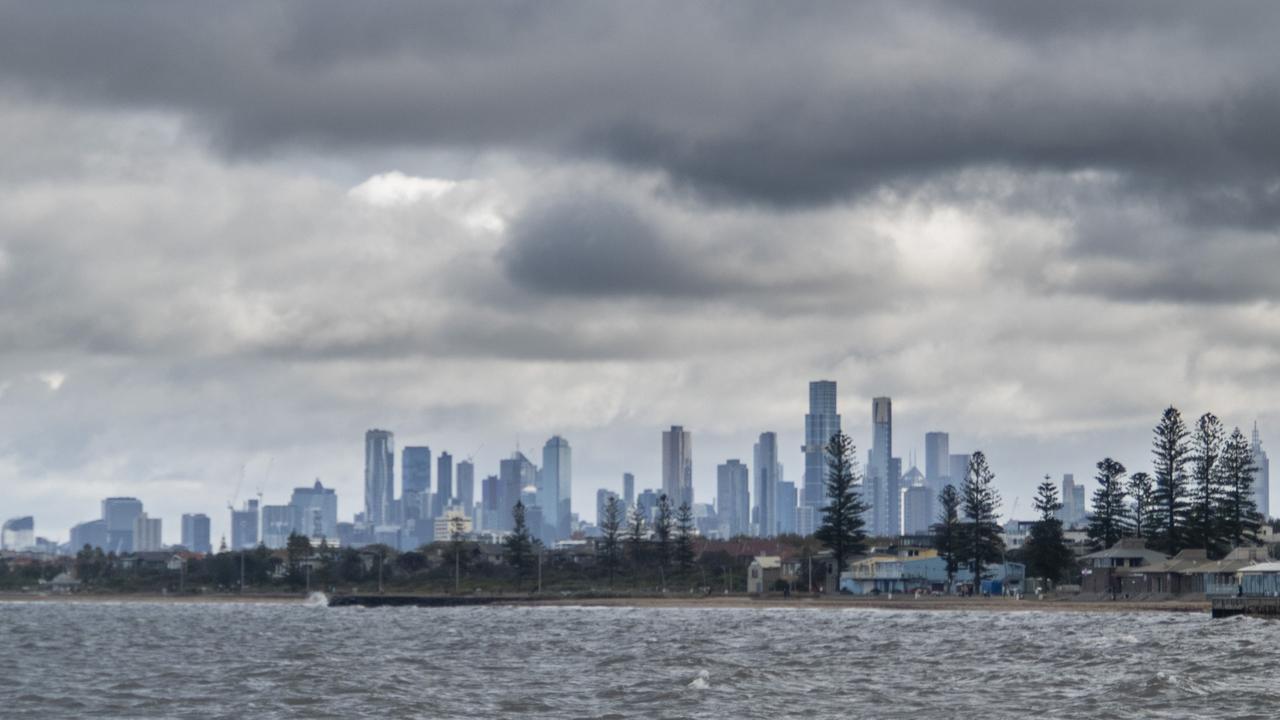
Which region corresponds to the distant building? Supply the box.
[261,505,300,549]
[902,468,932,535]
[456,460,475,513]
[949,454,971,491]
[637,489,660,522]
[290,480,338,541]
[133,514,162,552]
[623,472,635,507]
[1058,474,1087,528]
[753,432,780,536]
[230,498,259,550]
[1252,423,1270,519]
[434,508,473,541]
[662,426,693,509]
[716,459,750,537]
[868,397,897,537]
[596,489,620,526]
[180,513,211,554]
[499,452,538,532]
[102,497,144,554]
[402,446,431,529]
[803,380,841,510]
[364,429,396,527]
[434,450,454,516]
[796,505,817,537]
[70,519,107,551]
[925,431,951,495]
[777,481,798,535]
[1,516,34,551]
[481,474,501,530]
[541,436,571,540]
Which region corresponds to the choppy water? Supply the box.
[1,599,1277,719]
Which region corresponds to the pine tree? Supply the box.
[600,495,624,586]
[815,431,870,576]
[1087,458,1129,550]
[1127,471,1156,543]
[1025,478,1074,585]
[1186,412,1225,557]
[1151,406,1191,554]
[959,451,1003,589]
[674,503,696,572]
[505,500,534,585]
[653,494,674,571]
[932,484,963,593]
[627,503,647,568]
[1217,427,1262,549]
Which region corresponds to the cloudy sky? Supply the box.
[3,1,1279,544]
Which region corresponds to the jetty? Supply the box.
[1210,596,1280,619]
[327,594,518,608]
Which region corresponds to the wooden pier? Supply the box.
[1210,596,1280,619]
[327,594,515,608]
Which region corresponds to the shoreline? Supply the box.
[0,592,1210,614]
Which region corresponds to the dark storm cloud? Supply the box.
[2,1,1280,215]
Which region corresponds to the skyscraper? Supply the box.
[662,426,693,509]
[1,516,34,551]
[456,460,475,512]
[261,505,299,549]
[803,380,841,509]
[925,432,950,491]
[230,498,259,550]
[716,459,750,537]
[869,397,896,536]
[596,489,619,526]
[289,479,338,540]
[1252,423,1270,520]
[901,465,930,534]
[364,429,395,527]
[402,446,431,526]
[499,452,538,531]
[623,472,635,508]
[776,481,798,535]
[102,497,143,553]
[542,436,572,540]
[949,454,972,493]
[133,514,162,552]
[481,474,501,530]
[181,513,211,553]
[436,451,454,514]
[753,432,780,536]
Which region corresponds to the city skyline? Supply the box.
[5,3,1280,549]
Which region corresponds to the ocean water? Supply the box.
[1,599,1277,719]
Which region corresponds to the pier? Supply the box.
[327,594,515,608]
[1210,597,1280,619]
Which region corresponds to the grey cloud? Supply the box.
[2,1,1280,216]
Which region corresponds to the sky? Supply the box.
[3,1,1280,544]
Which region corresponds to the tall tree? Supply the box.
[599,495,624,586]
[674,502,696,573]
[1024,478,1074,585]
[1151,406,1191,554]
[505,501,534,585]
[627,503,648,568]
[1186,412,1225,557]
[815,431,870,577]
[1218,426,1262,549]
[285,532,312,589]
[653,494,675,572]
[1127,471,1156,543]
[1087,458,1130,550]
[960,451,1003,589]
[932,484,963,593]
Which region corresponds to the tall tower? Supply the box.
[716,459,750,537]
[925,432,950,492]
[436,451,454,513]
[753,432,780,536]
[869,397,894,536]
[364,429,395,527]
[623,472,636,508]
[456,460,475,511]
[1253,423,1271,520]
[803,381,841,509]
[541,436,572,540]
[662,426,693,509]
[402,446,431,525]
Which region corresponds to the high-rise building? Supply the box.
[181,513,211,554]
[102,497,144,554]
[777,481,798,535]
[499,452,538,531]
[889,456,902,536]
[481,474,501,530]
[402,446,431,527]
[1,516,34,551]
[289,479,339,541]
[456,460,475,512]
[261,505,300,549]
[1057,473,1088,528]
[868,397,897,536]
[901,465,931,534]
[925,432,951,491]
[230,498,259,550]
[637,489,660,521]
[803,381,841,510]
[949,454,972,492]
[70,519,107,551]
[623,473,635,508]
[364,429,396,527]
[133,513,162,552]
[796,505,817,537]
[596,489,620,526]
[1252,423,1271,520]
[541,436,572,540]
[662,426,693,509]
[716,459,750,537]
[753,432,780,536]
[436,451,454,515]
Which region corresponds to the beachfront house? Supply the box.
[1239,562,1280,596]
[748,556,782,594]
